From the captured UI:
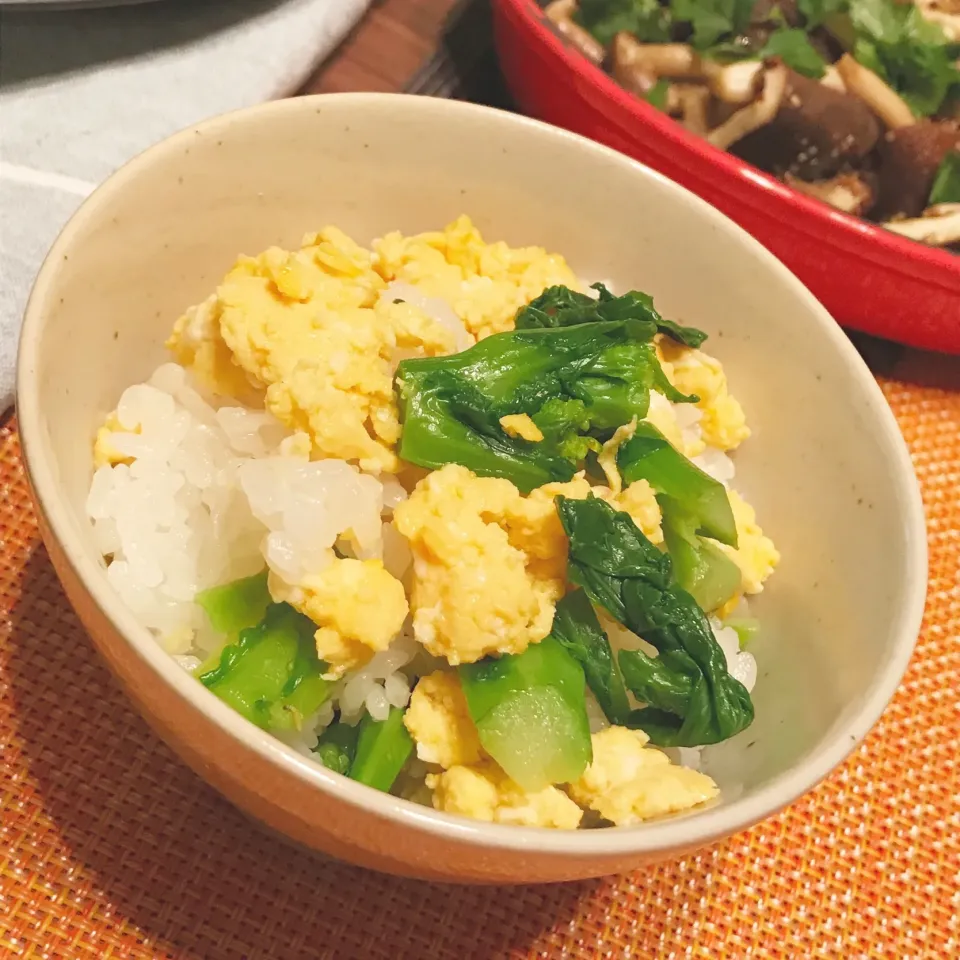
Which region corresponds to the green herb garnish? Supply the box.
[557,495,754,747]
[573,0,673,46]
[929,151,960,206]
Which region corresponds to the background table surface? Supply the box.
[2,2,958,958]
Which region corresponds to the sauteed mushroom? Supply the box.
[554,0,960,249]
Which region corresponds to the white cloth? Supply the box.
[0,0,371,410]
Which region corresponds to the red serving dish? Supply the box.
[491,0,960,353]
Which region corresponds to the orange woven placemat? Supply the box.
[1,343,958,959]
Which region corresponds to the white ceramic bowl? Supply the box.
[16,93,927,883]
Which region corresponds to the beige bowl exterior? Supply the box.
[17,94,926,884]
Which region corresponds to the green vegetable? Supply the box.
[549,589,631,725]
[197,603,332,731]
[574,0,673,47]
[459,634,593,790]
[349,707,414,792]
[515,282,708,349]
[759,28,827,78]
[726,616,760,648]
[314,719,360,775]
[849,0,960,117]
[929,151,960,206]
[196,569,271,638]
[531,398,601,463]
[659,494,742,612]
[617,421,738,546]
[797,0,850,30]
[642,78,673,110]
[396,304,690,492]
[557,495,754,747]
[670,0,755,51]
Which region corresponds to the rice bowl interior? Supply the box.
[85,213,796,830]
[17,94,925,881]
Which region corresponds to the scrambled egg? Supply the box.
[93,412,135,468]
[505,474,663,585]
[658,339,750,452]
[427,762,583,829]
[269,560,408,679]
[499,413,544,442]
[167,229,456,473]
[394,465,665,665]
[717,490,781,594]
[568,727,719,826]
[375,215,582,340]
[393,465,564,665]
[597,418,638,495]
[404,670,484,768]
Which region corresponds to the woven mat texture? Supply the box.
[1,344,958,959]
[2,0,959,949]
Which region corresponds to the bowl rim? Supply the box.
[17,92,928,858]
[495,0,960,289]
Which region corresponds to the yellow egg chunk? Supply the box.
[597,417,638,495]
[374,215,582,340]
[93,411,136,468]
[504,473,663,584]
[568,727,719,826]
[167,230,457,473]
[167,294,266,406]
[612,480,663,544]
[500,475,596,582]
[394,466,666,665]
[717,490,781,594]
[658,339,750,452]
[393,464,563,665]
[427,762,583,829]
[270,559,408,679]
[404,671,484,768]
[499,413,544,442]
[385,299,457,357]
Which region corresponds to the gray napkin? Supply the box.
[0,0,371,411]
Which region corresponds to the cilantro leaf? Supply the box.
[760,28,827,77]
[929,151,960,206]
[849,0,960,117]
[574,0,672,47]
[643,77,673,110]
[797,0,849,29]
[671,0,755,51]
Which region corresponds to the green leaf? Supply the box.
[459,634,593,790]
[618,422,738,547]
[349,708,413,792]
[198,603,332,731]
[760,28,827,78]
[515,282,708,348]
[671,0,755,51]
[314,720,361,775]
[725,617,761,648]
[642,77,672,111]
[549,589,632,725]
[396,284,705,491]
[848,0,960,117]
[797,0,849,29]
[659,494,742,612]
[196,569,271,639]
[929,151,960,206]
[573,0,673,47]
[557,495,754,747]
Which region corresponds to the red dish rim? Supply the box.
[501,0,960,293]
